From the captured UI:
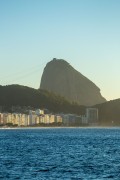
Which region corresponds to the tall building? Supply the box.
[55,115,62,123]
[29,110,36,125]
[0,113,3,124]
[86,108,98,125]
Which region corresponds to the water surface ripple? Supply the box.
[0,128,120,179]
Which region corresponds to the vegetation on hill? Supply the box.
[95,99,120,125]
[0,85,120,125]
[0,85,85,115]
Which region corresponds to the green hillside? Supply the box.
[0,85,85,115]
[0,85,120,126]
[95,99,120,125]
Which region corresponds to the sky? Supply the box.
[0,0,120,101]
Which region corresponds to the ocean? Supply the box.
[0,128,120,179]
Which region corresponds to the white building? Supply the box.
[20,114,29,126]
[81,115,88,124]
[86,108,98,125]
[62,114,69,126]
[44,114,50,124]
[29,110,36,125]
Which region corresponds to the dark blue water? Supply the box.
[0,128,120,180]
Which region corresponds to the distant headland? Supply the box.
[40,58,106,106]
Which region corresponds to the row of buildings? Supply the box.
[0,108,98,127]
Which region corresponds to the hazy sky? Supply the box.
[0,0,120,101]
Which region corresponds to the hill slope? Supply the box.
[0,85,85,115]
[95,99,120,125]
[40,58,106,106]
[0,85,120,125]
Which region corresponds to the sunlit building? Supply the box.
[0,113,3,124]
[49,115,55,123]
[35,109,44,115]
[55,115,62,123]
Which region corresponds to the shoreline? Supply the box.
[0,126,120,130]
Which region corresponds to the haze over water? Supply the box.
[0,128,120,179]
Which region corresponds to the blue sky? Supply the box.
[0,0,120,100]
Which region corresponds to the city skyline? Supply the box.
[0,0,120,100]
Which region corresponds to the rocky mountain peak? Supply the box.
[40,58,106,106]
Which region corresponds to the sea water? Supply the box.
[0,128,120,179]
